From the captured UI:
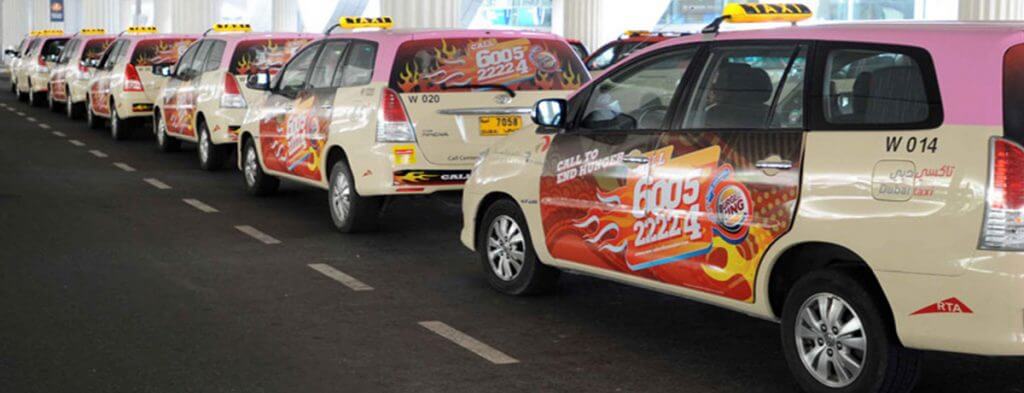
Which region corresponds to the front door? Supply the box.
[540,47,700,276]
[258,42,323,180]
[163,40,205,137]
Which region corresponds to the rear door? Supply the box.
[391,36,589,166]
[539,46,700,277]
[651,42,809,302]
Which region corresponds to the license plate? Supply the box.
[479,115,522,136]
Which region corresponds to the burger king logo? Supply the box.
[712,181,752,243]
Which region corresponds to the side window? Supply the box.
[309,40,348,89]
[822,47,931,126]
[190,41,213,74]
[277,43,321,96]
[203,40,226,72]
[175,42,201,78]
[682,44,807,129]
[579,48,697,131]
[335,41,375,87]
[57,39,78,64]
[586,44,617,71]
[100,41,124,70]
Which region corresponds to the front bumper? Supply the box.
[882,251,1024,356]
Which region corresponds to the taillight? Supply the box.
[78,63,88,73]
[981,137,1024,250]
[220,73,246,108]
[376,88,416,143]
[124,64,144,92]
[37,55,48,72]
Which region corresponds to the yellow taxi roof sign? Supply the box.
[125,26,158,34]
[339,16,393,30]
[212,23,252,32]
[80,28,106,35]
[723,3,813,23]
[31,29,64,36]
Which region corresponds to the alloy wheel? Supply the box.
[795,292,867,388]
[487,215,526,281]
[244,146,258,186]
[330,168,351,224]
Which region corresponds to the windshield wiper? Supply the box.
[439,83,516,98]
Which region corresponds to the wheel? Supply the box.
[27,83,37,107]
[47,89,59,112]
[197,121,226,171]
[110,102,128,140]
[327,159,381,233]
[86,97,103,129]
[154,111,180,152]
[66,89,79,119]
[242,138,279,196]
[781,269,920,393]
[477,199,560,295]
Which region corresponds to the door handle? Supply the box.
[622,156,649,165]
[755,159,793,170]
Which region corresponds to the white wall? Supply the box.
[380,0,460,29]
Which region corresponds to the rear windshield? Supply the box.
[389,37,589,93]
[41,38,68,57]
[81,38,114,61]
[130,38,195,66]
[229,38,312,75]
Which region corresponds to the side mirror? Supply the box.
[151,63,174,77]
[5,49,18,56]
[245,71,272,91]
[532,98,567,133]
[45,54,59,62]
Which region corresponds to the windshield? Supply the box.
[389,37,589,93]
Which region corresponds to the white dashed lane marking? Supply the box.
[16,111,25,116]
[52,131,66,137]
[25,116,35,122]
[68,139,85,147]
[182,198,218,213]
[418,321,519,365]
[113,162,136,172]
[234,225,281,245]
[307,264,373,291]
[88,150,108,158]
[143,178,171,190]
[38,123,50,129]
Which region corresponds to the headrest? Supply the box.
[711,63,773,104]
[865,65,928,123]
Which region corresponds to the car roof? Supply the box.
[614,22,1024,127]
[116,33,199,42]
[198,32,317,44]
[327,28,567,43]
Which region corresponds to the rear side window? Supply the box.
[203,40,226,71]
[57,39,79,64]
[336,41,376,87]
[229,38,311,75]
[389,37,589,93]
[819,44,940,129]
[131,38,195,66]
[81,38,113,62]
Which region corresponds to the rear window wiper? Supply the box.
[439,83,516,98]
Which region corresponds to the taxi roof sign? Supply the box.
[80,28,106,35]
[339,16,393,30]
[723,3,813,23]
[124,26,158,34]
[212,23,252,33]
[31,29,64,36]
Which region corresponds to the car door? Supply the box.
[91,39,126,116]
[539,46,700,277]
[163,40,205,136]
[295,39,349,182]
[258,42,323,179]
[647,42,809,302]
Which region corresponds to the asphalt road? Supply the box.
[0,84,1022,393]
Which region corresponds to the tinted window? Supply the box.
[24,39,40,55]
[100,40,125,70]
[587,41,652,71]
[277,43,320,95]
[131,38,195,65]
[174,42,201,78]
[309,40,348,89]
[40,38,68,58]
[823,48,929,125]
[1004,45,1024,143]
[203,40,226,71]
[389,37,588,93]
[228,38,312,75]
[190,41,213,72]
[336,41,375,87]
[57,39,79,64]
[81,38,114,62]
[580,48,697,130]
[683,44,806,129]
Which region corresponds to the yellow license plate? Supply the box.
[479,115,522,136]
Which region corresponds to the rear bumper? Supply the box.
[881,251,1024,356]
[115,92,154,119]
[347,142,471,196]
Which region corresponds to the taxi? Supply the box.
[237,17,589,232]
[154,24,314,170]
[47,28,114,118]
[584,30,684,78]
[12,29,70,106]
[461,4,1024,392]
[6,36,36,94]
[86,26,197,140]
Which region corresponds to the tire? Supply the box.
[242,138,279,196]
[16,81,27,102]
[477,199,560,295]
[110,102,128,140]
[781,268,920,393]
[154,111,180,152]
[197,120,226,171]
[327,159,381,233]
[86,97,103,129]
[27,84,38,107]
[66,89,80,119]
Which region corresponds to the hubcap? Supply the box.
[157,116,166,145]
[111,106,118,137]
[330,169,351,223]
[486,215,526,281]
[66,94,72,116]
[199,128,210,163]
[244,146,258,186]
[795,293,867,388]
